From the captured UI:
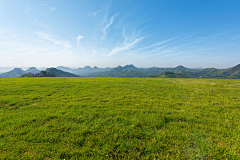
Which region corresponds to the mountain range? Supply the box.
[0,67,78,78]
[21,71,56,77]
[56,66,112,76]
[0,68,32,78]
[86,65,194,77]
[1,64,240,79]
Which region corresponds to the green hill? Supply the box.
[2,64,240,78]
[86,65,192,77]
[0,68,25,78]
[45,68,79,77]
[56,66,112,76]
[151,64,240,79]
[87,65,150,77]
[0,67,40,78]
[21,71,56,77]
[25,67,40,74]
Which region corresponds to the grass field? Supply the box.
[0,77,240,159]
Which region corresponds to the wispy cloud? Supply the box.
[102,13,119,40]
[92,48,96,57]
[40,3,56,14]
[50,7,55,12]
[47,7,56,14]
[34,31,72,49]
[108,29,145,56]
[89,2,120,41]
[35,19,52,29]
[76,35,84,47]
[232,35,240,40]
[25,8,32,14]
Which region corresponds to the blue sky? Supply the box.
[0,0,240,68]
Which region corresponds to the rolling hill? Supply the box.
[25,67,40,74]
[86,64,193,77]
[0,68,25,78]
[21,71,56,77]
[1,64,240,78]
[45,68,79,77]
[56,66,112,76]
[151,64,240,79]
[87,65,149,77]
[0,67,40,78]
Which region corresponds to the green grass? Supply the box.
[0,77,240,159]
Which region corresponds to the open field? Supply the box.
[0,77,240,159]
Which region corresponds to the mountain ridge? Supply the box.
[1,64,240,79]
[45,68,79,77]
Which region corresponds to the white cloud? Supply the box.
[102,13,119,40]
[92,48,96,56]
[76,35,84,47]
[108,30,145,56]
[25,8,32,14]
[34,31,72,49]
[49,7,56,13]
[88,2,119,41]
[35,19,52,29]
[232,35,240,40]
[40,4,56,14]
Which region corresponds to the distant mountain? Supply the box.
[86,65,192,77]
[87,65,150,77]
[56,66,112,76]
[1,64,240,79]
[0,67,41,78]
[21,71,56,77]
[151,64,240,79]
[25,67,40,74]
[56,66,75,73]
[0,68,25,78]
[45,68,79,77]
[174,65,191,72]
[123,64,137,69]
[0,67,79,78]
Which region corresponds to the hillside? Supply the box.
[0,68,25,78]
[0,67,40,78]
[86,65,193,77]
[21,71,56,77]
[57,66,112,76]
[151,64,240,79]
[1,64,240,78]
[87,65,149,77]
[25,67,40,74]
[45,68,79,77]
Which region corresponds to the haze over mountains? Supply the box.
[0,67,79,78]
[1,64,240,79]
[56,66,112,76]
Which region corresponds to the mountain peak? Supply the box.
[175,65,186,69]
[84,66,91,69]
[28,67,37,69]
[228,64,240,72]
[13,68,24,71]
[123,64,137,69]
[45,68,79,77]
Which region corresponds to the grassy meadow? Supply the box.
[0,77,240,159]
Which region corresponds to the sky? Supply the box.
[0,0,240,69]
